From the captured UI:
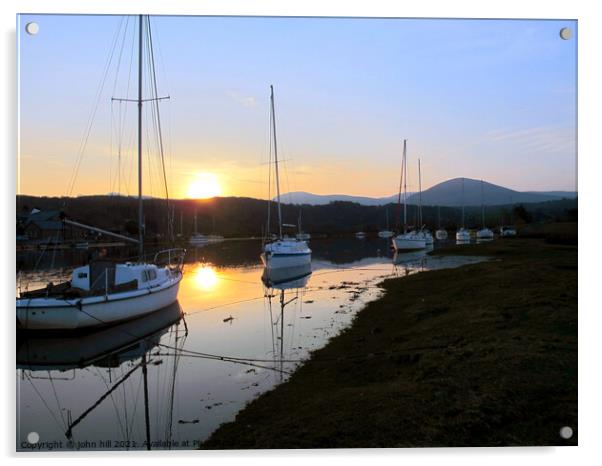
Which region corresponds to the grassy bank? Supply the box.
[202,230,577,448]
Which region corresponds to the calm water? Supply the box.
[16,237,483,451]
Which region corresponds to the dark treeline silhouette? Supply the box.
[17,195,578,239]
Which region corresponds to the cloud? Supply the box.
[226,90,257,108]
[485,126,575,154]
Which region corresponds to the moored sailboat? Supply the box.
[392,140,426,251]
[435,206,448,240]
[455,178,471,243]
[415,158,434,245]
[261,86,311,272]
[16,16,184,331]
[378,209,394,238]
[476,179,494,241]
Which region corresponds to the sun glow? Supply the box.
[187,172,222,199]
[193,264,219,290]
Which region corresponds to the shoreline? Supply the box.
[201,229,577,448]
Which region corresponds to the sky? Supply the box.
[18,15,577,199]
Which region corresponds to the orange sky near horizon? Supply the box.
[17,15,577,200]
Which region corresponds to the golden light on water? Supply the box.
[193,264,219,290]
[187,172,222,199]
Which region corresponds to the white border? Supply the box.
[3,0,599,465]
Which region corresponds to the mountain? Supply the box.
[524,191,577,198]
[280,180,577,207]
[405,179,575,207]
[277,191,403,206]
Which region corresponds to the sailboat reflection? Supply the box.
[392,248,431,276]
[261,264,312,382]
[18,302,187,450]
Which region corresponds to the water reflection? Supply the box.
[17,238,485,450]
[18,303,187,450]
[17,302,184,370]
[262,267,312,383]
[193,264,219,291]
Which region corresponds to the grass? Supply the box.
[201,225,577,449]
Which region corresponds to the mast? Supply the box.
[461,177,465,228]
[402,139,408,231]
[137,14,144,259]
[418,158,423,228]
[270,85,283,239]
[481,179,485,228]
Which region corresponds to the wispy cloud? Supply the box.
[485,126,575,154]
[226,90,257,108]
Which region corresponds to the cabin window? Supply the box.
[78,272,88,279]
[141,269,157,282]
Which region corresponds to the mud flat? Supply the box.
[202,227,577,448]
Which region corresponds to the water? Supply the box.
[16,237,484,451]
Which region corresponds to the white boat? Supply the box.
[16,16,184,331]
[455,178,471,243]
[476,228,494,240]
[500,226,517,237]
[189,233,224,245]
[261,86,312,271]
[415,159,434,246]
[296,210,311,241]
[378,209,394,238]
[189,211,224,245]
[355,231,367,239]
[393,231,427,250]
[476,180,494,241]
[417,229,434,245]
[435,229,448,240]
[392,139,427,252]
[456,228,471,242]
[435,206,448,240]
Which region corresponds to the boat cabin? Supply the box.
[71,261,168,293]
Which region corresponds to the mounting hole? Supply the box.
[27,431,40,444]
[25,22,39,35]
[559,27,572,40]
[559,426,573,439]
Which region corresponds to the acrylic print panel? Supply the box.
[16,14,577,451]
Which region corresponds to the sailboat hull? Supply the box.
[392,236,426,251]
[17,273,182,331]
[261,251,311,270]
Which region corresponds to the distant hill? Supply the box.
[277,191,405,206]
[16,193,577,243]
[406,178,576,207]
[280,179,577,207]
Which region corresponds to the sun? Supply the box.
[187,172,222,199]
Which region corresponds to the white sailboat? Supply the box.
[261,86,311,271]
[296,209,311,240]
[476,179,494,241]
[455,177,471,243]
[189,211,224,245]
[415,158,434,245]
[435,205,448,240]
[393,140,426,251]
[378,209,394,238]
[17,16,184,331]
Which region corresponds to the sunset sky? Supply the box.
[18,15,577,200]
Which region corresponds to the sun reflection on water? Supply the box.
[192,264,219,290]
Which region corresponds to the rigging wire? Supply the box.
[65,17,125,199]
